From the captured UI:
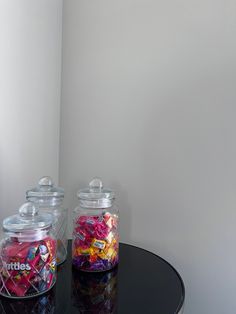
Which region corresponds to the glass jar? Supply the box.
[0,202,56,299]
[26,176,68,265]
[72,178,119,272]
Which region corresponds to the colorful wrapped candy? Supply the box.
[72,213,119,271]
[0,202,56,298]
[72,178,119,272]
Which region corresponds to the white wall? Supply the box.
[0,1,63,219]
[60,1,236,313]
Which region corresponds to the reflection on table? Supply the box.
[72,266,118,313]
[0,287,56,314]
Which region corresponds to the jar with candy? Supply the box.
[0,202,56,299]
[26,176,68,265]
[72,178,119,272]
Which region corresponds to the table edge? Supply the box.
[119,242,185,313]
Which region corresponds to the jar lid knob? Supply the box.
[19,202,38,217]
[26,176,64,199]
[38,176,54,187]
[89,177,103,193]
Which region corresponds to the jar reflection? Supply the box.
[0,286,56,314]
[72,266,118,313]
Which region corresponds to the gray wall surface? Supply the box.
[60,1,236,313]
[0,1,63,220]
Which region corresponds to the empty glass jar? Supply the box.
[26,177,67,265]
[72,178,119,272]
[0,202,56,299]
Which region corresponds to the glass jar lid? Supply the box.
[26,176,64,199]
[3,202,53,233]
[77,178,115,208]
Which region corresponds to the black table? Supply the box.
[0,241,185,314]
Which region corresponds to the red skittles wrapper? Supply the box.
[0,202,57,299]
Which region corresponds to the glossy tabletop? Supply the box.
[0,241,185,314]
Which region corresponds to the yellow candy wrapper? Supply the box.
[80,248,92,256]
[91,239,106,250]
[106,248,116,259]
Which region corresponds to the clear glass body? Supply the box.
[0,229,56,299]
[72,204,119,272]
[28,198,68,265]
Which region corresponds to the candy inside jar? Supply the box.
[0,202,56,299]
[72,212,118,271]
[72,178,119,272]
